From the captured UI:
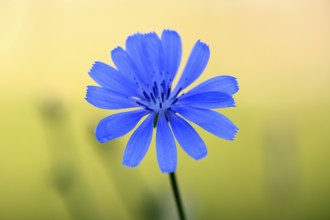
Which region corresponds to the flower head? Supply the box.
[86,30,239,173]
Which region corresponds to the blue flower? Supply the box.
[86,30,238,173]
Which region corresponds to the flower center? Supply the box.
[134,70,181,113]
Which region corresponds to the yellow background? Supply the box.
[1,0,330,219]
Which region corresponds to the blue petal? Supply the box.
[142,32,163,74]
[176,92,235,109]
[111,47,145,84]
[125,33,163,84]
[89,61,140,97]
[186,76,239,96]
[161,30,182,82]
[96,109,148,143]
[156,113,177,173]
[123,114,154,167]
[172,106,238,140]
[173,40,210,94]
[85,86,139,109]
[168,111,207,160]
[125,33,146,77]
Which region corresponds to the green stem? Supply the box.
[169,172,186,220]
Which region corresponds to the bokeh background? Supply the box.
[1,0,330,219]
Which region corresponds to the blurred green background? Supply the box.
[1,0,330,219]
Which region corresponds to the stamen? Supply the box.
[153,86,158,98]
[166,87,171,99]
[150,93,156,103]
[136,101,148,107]
[153,82,159,98]
[143,91,151,102]
[133,76,150,97]
[136,101,153,111]
[161,80,166,93]
[165,113,169,121]
[171,98,179,105]
[173,87,182,98]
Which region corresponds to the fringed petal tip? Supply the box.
[88,62,96,75]
[197,39,209,48]
[222,75,239,95]
[110,46,124,56]
[231,100,237,108]
[126,31,158,41]
[128,30,179,40]
[162,29,179,35]
[87,64,98,82]
[227,127,239,141]
[195,40,210,57]
[235,82,240,94]
[85,85,93,102]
